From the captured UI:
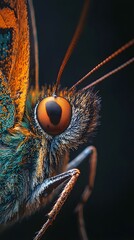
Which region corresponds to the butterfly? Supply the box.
[0,0,133,240]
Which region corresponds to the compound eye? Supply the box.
[36,96,72,136]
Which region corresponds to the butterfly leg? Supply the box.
[32,168,80,240]
[67,146,97,240]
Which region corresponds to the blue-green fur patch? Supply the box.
[0,128,39,223]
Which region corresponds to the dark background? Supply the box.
[1,0,134,240]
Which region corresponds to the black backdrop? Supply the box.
[1,0,134,240]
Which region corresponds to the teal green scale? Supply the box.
[0,72,15,133]
[0,29,12,60]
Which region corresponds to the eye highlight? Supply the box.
[36,96,72,136]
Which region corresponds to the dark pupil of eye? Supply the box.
[46,101,62,125]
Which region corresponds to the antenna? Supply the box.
[83,57,134,90]
[55,0,90,93]
[69,39,134,91]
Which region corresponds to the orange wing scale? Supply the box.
[0,0,30,122]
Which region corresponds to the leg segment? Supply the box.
[68,146,97,240]
[31,169,80,240]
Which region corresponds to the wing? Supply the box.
[0,0,30,123]
[28,0,39,91]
